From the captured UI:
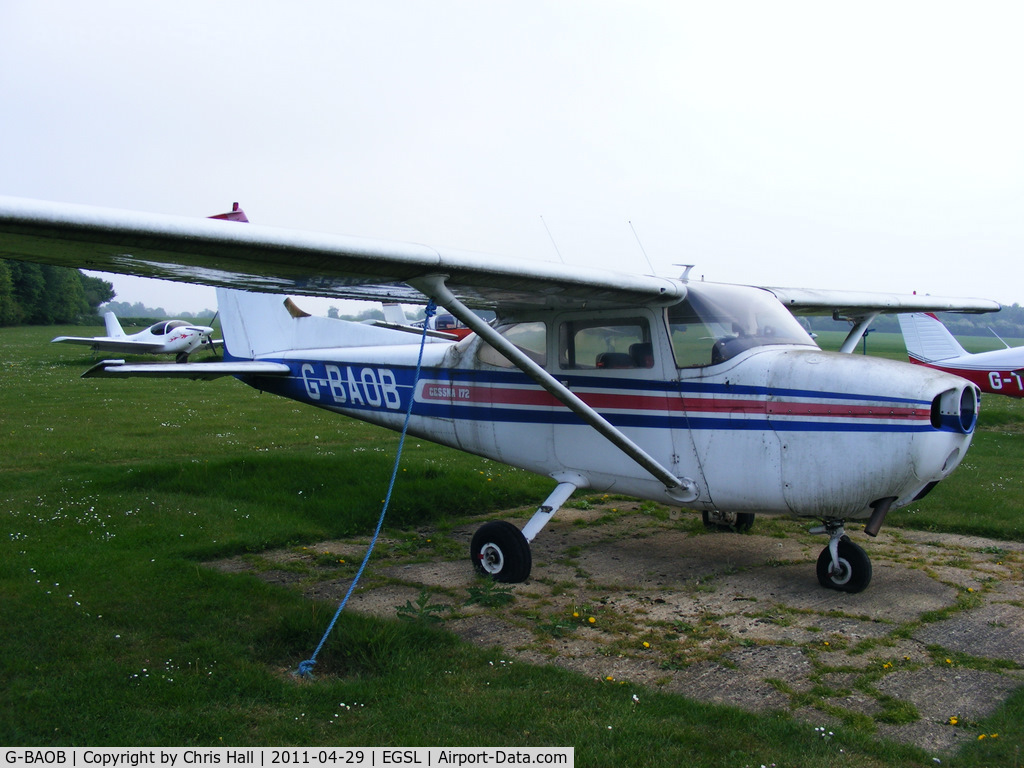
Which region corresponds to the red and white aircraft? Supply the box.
[52,311,216,363]
[898,312,1024,398]
[376,303,475,340]
[0,197,1001,592]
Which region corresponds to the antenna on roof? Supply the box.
[540,216,564,263]
[629,220,656,275]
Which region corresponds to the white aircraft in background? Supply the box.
[52,311,217,363]
[0,196,1001,593]
[898,312,1024,399]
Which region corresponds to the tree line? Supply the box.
[102,300,215,321]
[0,260,114,326]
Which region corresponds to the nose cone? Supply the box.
[180,326,214,353]
[768,349,978,519]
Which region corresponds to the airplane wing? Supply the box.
[51,336,165,353]
[0,197,683,311]
[765,287,1000,354]
[0,197,999,317]
[764,287,999,316]
[82,359,291,380]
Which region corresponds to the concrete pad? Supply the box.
[208,505,1024,755]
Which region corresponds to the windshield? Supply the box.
[476,321,548,367]
[668,282,817,368]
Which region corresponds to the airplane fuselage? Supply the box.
[908,351,1024,398]
[239,338,976,522]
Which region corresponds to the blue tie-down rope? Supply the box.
[295,300,437,678]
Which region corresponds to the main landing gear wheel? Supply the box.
[470,521,532,583]
[816,536,872,593]
[702,510,756,532]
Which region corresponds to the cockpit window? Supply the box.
[477,321,547,367]
[149,320,189,336]
[668,283,817,368]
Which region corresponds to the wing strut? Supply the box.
[838,312,880,354]
[412,275,693,497]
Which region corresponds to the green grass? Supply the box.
[2,325,1023,766]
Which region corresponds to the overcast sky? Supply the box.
[2,1,1022,312]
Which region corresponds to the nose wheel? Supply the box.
[812,520,872,593]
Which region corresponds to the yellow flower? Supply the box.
[572,612,579,618]
[967,587,974,593]
[823,641,830,646]
[588,616,596,624]
[949,717,958,726]
[946,658,953,664]
[978,734,986,740]
[642,641,650,649]
[605,676,614,681]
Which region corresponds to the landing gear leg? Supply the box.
[468,476,583,584]
[811,519,872,593]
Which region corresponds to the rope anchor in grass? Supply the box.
[295,300,437,679]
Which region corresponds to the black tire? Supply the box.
[816,536,872,593]
[701,510,756,532]
[470,521,532,583]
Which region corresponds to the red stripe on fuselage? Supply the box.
[418,382,928,420]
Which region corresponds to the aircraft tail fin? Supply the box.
[208,202,249,223]
[381,303,410,325]
[215,288,442,360]
[103,311,125,338]
[896,312,969,363]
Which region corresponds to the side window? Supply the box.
[477,322,548,368]
[559,318,652,369]
[668,302,718,368]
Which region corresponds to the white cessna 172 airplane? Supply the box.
[0,196,1001,592]
[52,311,216,362]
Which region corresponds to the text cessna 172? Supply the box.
[0,196,1001,592]
[52,311,216,362]
[898,312,1024,399]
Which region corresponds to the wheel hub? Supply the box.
[478,543,504,574]
[828,557,852,586]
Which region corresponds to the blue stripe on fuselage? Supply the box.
[237,359,935,433]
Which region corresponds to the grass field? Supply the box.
[2,324,1023,766]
